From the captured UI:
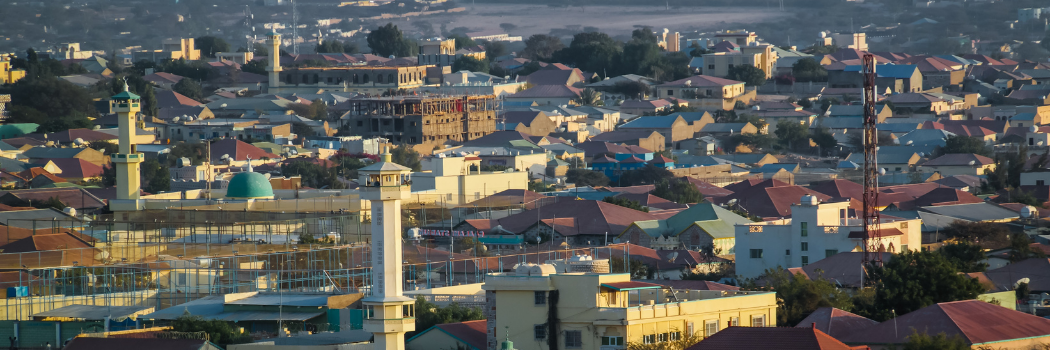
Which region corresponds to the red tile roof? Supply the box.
[155,90,202,109]
[0,232,94,252]
[433,320,487,350]
[840,300,1050,346]
[715,181,832,219]
[18,168,65,183]
[210,139,279,162]
[43,158,103,179]
[796,307,879,339]
[684,178,734,198]
[688,326,868,350]
[495,200,658,236]
[911,187,983,207]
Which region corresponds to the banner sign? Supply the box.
[420,229,486,237]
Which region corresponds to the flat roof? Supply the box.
[601,281,664,291]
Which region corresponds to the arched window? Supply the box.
[363,75,370,83]
[353,74,359,84]
[286,74,293,84]
[302,74,309,84]
[377,74,384,83]
[313,74,319,84]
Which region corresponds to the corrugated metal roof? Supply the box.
[226,294,330,307]
[601,281,663,291]
[211,310,324,322]
[32,305,154,321]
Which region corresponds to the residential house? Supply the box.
[407,320,486,350]
[618,114,708,150]
[619,99,673,115]
[735,196,921,278]
[687,325,867,350]
[41,158,104,183]
[1006,88,1050,106]
[410,155,528,205]
[896,55,966,91]
[884,93,968,116]
[505,85,582,106]
[917,153,995,176]
[499,111,558,137]
[619,201,754,255]
[131,38,201,62]
[142,72,185,89]
[701,43,779,79]
[22,147,108,167]
[585,74,658,100]
[590,130,666,152]
[655,75,752,110]
[896,129,955,147]
[829,65,922,93]
[827,105,891,123]
[65,336,222,350]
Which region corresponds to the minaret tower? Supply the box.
[266,31,283,93]
[359,152,415,350]
[110,79,144,212]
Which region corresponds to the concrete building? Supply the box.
[482,267,777,350]
[0,56,25,85]
[734,195,922,278]
[654,75,751,110]
[917,153,995,176]
[417,38,487,67]
[342,95,498,145]
[132,38,201,63]
[411,155,528,205]
[109,82,144,212]
[701,44,778,79]
[277,65,431,94]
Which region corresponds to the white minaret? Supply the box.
[110,79,144,212]
[359,152,415,350]
[266,31,283,92]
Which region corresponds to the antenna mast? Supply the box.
[292,0,299,55]
[245,5,255,53]
[862,53,882,267]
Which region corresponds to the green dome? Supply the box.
[226,172,274,199]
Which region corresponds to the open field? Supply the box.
[384,3,793,37]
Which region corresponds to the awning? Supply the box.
[600,281,663,291]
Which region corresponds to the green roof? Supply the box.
[226,172,274,199]
[111,90,141,101]
[665,201,753,238]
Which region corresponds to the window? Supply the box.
[1038,180,1046,186]
[643,335,656,344]
[751,315,766,327]
[826,249,838,258]
[730,317,740,327]
[178,273,187,284]
[657,333,667,342]
[357,121,364,127]
[705,320,719,337]
[801,256,809,265]
[749,249,763,258]
[565,330,582,348]
[800,222,808,236]
[402,304,414,317]
[534,325,546,340]
[601,336,624,346]
[670,332,680,341]
[667,89,674,96]
[708,64,714,70]
[785,249,790,255]
[534,291,546,305]
[901,244,909,252]
[801,242,808,251]
[365,305,374,319]
[900,222,909,229]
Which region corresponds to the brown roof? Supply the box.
[601,281,664,290]
[64,337,210,350]
[433,320,487,350]
[794,252,894,288]
[155,90,203,109]
[495,200,658,236]
[795,307,879,339]
[715,182,832,219]
[42,158,104,179]
[911,187,983,207]
[847,227,905,239]
[923,153,994,166]
[684,178,734,198]
[31,128,116,143]
[808,179,863,201]
[638,279,739,291]
[839,300,1050,346]
[2,137,44,148]
[591,130,661,143]
[658,75,743,88]
[688,326,868,350]
[0,188,106,210]
[209,139,279,162]
[511,85,581,98]
[459,189,566,209]
[0,232,94,252]
[18,168,65,183]
[983,258,1050,292]
[142,72,184,84]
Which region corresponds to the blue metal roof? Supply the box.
[1012,113,1036,121]
[844,64,918,79]
[478,236,524,245]
[620,115,682,129]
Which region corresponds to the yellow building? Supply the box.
[411,155,529,205]
[1,56,26,84]
[110,81,145,212]
[701,44,778,79]
[132,38,201,63]
[483,267,777,350]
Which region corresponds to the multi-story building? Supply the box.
[342,95,498,144]
[701,44,778,79]
[714,30,758,46]
[410,154,528,205]
[734,195,922,278]
[277,65,431,94]
[482,265,777,350]
[132,38,201,63]
[416,38,487,67]
[0,94,9,122]
[167,120,294,144]
[0,56,25,85]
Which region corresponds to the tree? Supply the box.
[573,88,603,106]
[409,296,483,339]
[726,133,777,151]
[447,34,476,49]
[521,34,564,61]
[775,119,810,151]
[451,56,489,74]
[367,23,416,57]
[792,57,828,82]
[1016,42,1050,62]
[937,241,988,273]
[391,145,422,171]
[619,165,673,187]
[936,135,990,156]
[810,127,838,156]
[484,41,508,60]
[172,78,204,102]
[167,142,209,166]
[170,315,251,348]
[195,36,230,57]
[499,23,517,33]
[626,329,701,350]
[857,250,985,321]
[565,168,609,187]
[900,331,970,350]
[88,140,118,155]
[610,256,652,279]
[745,268,854,326]
[1008,233,1045,263]
[603,196,648,212]
[652,179,704,204]
[31,196,66,210]
[288,99,329,120]
[315,39,357,54]
[552,31,621,75]
[803,44,839,55]
[688,42,709,57]
[140,158,171,193]
[282,161,345,189]
[528,180,555,193]
[0,76,99,120]
[726,65,767,87]
[941,221,1011,249]
[611,80,650,99]
[242,59,267,75]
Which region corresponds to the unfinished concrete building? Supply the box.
[343,95,498,144]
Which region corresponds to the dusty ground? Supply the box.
[390,3,793,37]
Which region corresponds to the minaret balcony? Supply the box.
[112,153,144,163]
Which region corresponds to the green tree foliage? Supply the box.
[725,133,777,151]
[937,241,988,273]
[619,165,673,187]
[499,23,517,33]
[451,56,489,74]
[573,88,603,106]
[0,75,98,121]
[31,196,67,210]
[168,142,209,166]
[282,161,345,189]
[858,250,985,321]
[241,60,267,75]
[791,57,828,82]
[390,145,422,171]
[331,153,370,179]
[170,315,251,348]
[315,39,358,54]
[156,58,215,82]
[611,80,651,99]
[984,146,1028,192]
[652,178,704,204]
[803,44,839,55]
[1008,233,1045,263]
[900,331,970,350]
[688,42,709,57]
[746,268,854,326]
[936,135,990,156]
[409,296,484,338]
[528,180,555,193]
[238,44,270,57]
[942,220,1011,249]
[626,329,702,350]
[810,127,838,156]
[367,23,417,57]
[288,99,329,120]
[484,41,508,60]
[88,140,118,155]
[775,119,811,151]
[195,36,231,57]
[566,168,610,187]
[610,256,652,279]
[172,78,204,102]
[140,158,171,193]
[521,34,565,61]
[8,49,76,79]
[553,31,621,75]
[726,65,768,87]
[447,34,476,49]
[603,196,648,212]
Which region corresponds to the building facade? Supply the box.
[342,95,498,144]
[277,66,431,94]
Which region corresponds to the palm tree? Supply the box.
[574,88,604,106]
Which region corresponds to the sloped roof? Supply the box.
[64,338,211,350]
[658,75,743,88]
[142,72,184,85]
[155,89,202,109]
[639,279,739,291]
[983,258,1050,292]
[510,85,581,99]
[796,307,879,339]
[32,129,116,143]
[922,153,993,166]
[0,189,105,210]
[495,200,658,235]
[688,326,866,350]
[898,129,955,147]
[839,300,1050,346]
[41,158,103,179]
[0,232,95,253]
[591,130,661,143]
[844,64,918,79]
[716,181,832,219]
[525,68,583,86]
[620,115,684,129]
[700,123,750,133]
[209,139,279,161]
[683,178,734,198]
[432,320,487,350]
[808,179,863,201]
[575,141,646,157]
[911,187,983,207]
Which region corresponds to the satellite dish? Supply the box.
[879,168,887,175]
[225,157,234,165]
[186,116,195,121]
[1021,206,1037,218]
[221,154,230,159]
[73,138,85,145]
[666,252,678,262]
[172,116,181,123]
[968,160,976,166]
[906,140,913,145]
[1016,278,1031,288]
[1030,125,1039,133]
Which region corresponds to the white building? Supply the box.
[734,195,922,278]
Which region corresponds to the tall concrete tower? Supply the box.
[110,80,144,212]
[359,152,415,350]
[266,31,282,92]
